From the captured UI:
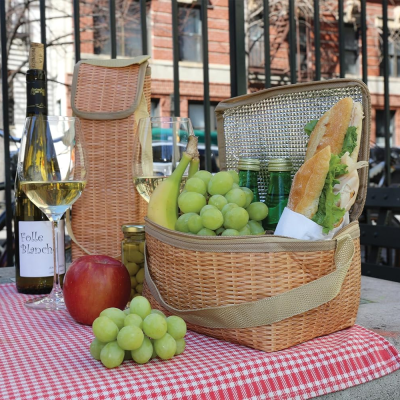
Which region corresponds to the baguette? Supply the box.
[290,97,367,233]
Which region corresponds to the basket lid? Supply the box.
[71,56,150,120]
[215,79,371,222]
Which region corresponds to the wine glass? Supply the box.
[132,116,194,202]
[17,115,88,310]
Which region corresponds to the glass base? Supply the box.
[25,288,65,311]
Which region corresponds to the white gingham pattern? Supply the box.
[0,283,399,400]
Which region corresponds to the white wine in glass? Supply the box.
[133,117,194,202]
[18,115,88,310]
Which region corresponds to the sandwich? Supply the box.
[287,98,367,234]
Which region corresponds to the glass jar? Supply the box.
[238,158,260,202]
[263,159,292,231]
[121,224,145,300]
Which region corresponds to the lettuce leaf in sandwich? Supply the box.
[339,126,358,157]
[312,155,348,233]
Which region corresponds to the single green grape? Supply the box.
[248,220,265,235]
[100,341,125,368]
[221,229,239,236]
[129,296,152,319]
[201,208,224,230]
[136,268,145,284]
[151,309,167,319]
[154,333,177,360]
[207,171,234,196]
[238,225,251,236]
[197,228,217,236]
[187,214,203,234]
[200,204,218,216]
[224,207,249,231]
[143,314,168,339]
[246,202,269,221]
[208,195,228,211]
[227,170,240,184]
[124,313,143,329]
[100,308,126,330]
[166,316,187,340]
[185,177,207,195]
[90,338,106,360]
[117,325,144,350]
[215,227,225,235]
[221,202,239,217]
[175,338,186,355]
[131,336,153,364]
[225,188,247,207]
[175,212,197,233]
[130,275,137,288]
[241,187,254,208]
[92,316,119,343]
[178,192,206,214]
[193,170,212,187]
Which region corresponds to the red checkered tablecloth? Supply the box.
[0,283,399,400]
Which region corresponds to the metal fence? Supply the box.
[0,0,397,276]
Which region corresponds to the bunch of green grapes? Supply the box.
[122,241,145,300]
[90,296,187,368]
[176,170,268,236]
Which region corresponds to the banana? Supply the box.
[188,155,200,178]
[147,135,199,230]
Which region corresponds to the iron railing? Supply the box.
[0,0,396,276]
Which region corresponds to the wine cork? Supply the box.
[29,43,44,70]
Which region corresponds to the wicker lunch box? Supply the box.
[143,79,371,352]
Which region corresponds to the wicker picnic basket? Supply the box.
[142,79,371,352]
[68,57,150,260]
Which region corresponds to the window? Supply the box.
[249,23,264,68]
[151,99,160,117]
[188,101,219,172]
[380,36,400,77]
[93,0,144,57]
[344,24,359,75]
[178,6,202,62]
[299,19,308,72]
[376,110,395,147]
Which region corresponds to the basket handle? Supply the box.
[144,234,355,329]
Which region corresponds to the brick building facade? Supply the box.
[76,0,400,148]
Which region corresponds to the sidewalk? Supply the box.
[1,268,399,398]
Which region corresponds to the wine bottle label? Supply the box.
[19,220,65,277]
[26,81,47,114]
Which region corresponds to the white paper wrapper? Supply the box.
[274,208,350,240]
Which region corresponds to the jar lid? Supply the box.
[122,224,145,233]
[268,158,292,172]
[238,158,260,172]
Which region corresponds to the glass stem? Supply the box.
[51,219,62,294]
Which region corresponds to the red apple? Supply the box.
[63,255,131,325]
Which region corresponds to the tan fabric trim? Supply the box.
[71,58,149,120]
[144,217,360,253]
[144,233,355,328]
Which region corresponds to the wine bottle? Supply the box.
[15,43,66,294]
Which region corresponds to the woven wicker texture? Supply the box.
[143,233,361,352]
[217,81,370,221]
[71,64,149,259]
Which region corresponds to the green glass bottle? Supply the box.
[263,158,292,231]
[238,158,260,202]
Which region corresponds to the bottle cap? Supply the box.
[122,224,145,233]
[238,158,260,172]
[268,158,292,172]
